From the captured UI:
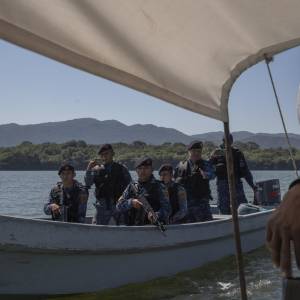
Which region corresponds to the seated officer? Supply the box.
[85,144,131,225]
[116,157,170,225]
[44,164,88,223]
[174,141,215,222]
[159,164,187,224]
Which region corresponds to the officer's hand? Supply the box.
[266,184,300,277]
[50,203,60,213]
[132,199,143,209]
[87,160,97,170]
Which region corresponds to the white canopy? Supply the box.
[1,0,300,122]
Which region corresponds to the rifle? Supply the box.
[51,205,69,222]
[131,183,166,235]
[51,183,70,222]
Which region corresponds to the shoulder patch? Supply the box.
[52,183,62,192]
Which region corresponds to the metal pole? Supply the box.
[223,121,248,300]
[264,54,298,178]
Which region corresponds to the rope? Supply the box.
[264,54,299,178]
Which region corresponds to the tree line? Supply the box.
[0,140,298,170]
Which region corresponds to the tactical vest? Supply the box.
[138,180,161,212]
[127,178,162,225]
[176,160,211,200]
[94,162,128,203]
[52,181,83,222]
[167,183,180,218]
[213,147,247,180]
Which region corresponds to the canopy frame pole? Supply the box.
[264,54,298,177]
[223,121,248,300]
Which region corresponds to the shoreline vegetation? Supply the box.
[0,140,298,171]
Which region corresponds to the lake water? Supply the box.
[0,170,297,300]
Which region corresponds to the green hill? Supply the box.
[0,140,298,171]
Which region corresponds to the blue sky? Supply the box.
[0,40,300,135]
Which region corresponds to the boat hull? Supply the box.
[0,211,272,295]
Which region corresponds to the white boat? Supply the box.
[0,211,271,295]
[1,0,300,297]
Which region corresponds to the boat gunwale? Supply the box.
[0,225,266,255]
[0,209,273,232]
[0,210,272,254]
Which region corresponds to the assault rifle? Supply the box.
[51,183,70,222]
[51,205,69,222]
[131,183,166,235]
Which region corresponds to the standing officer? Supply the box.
[85,144,131,225]
[174,141,215,222]
[210,134,256,214]
[159,164,187,224]
[116,157,170,226]
[44,163,88,223]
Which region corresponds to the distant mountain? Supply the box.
[238,133,300,149]
[192,131,300,149]
[0,118,191,146]
[0,118,299,148]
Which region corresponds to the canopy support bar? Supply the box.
[264,55,298,178]
[223,121,248,300]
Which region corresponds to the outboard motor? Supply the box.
[255,179,281,206]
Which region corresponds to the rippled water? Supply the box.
[0,170,297,299]
[0,170,295,218]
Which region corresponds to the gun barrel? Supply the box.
[132,184,166,234]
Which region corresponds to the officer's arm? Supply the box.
[202,160,216,180]
[209,149,217,164]
[84,169,95,188]
[157,185,171,221]
[116,184,134,213]
[171,186,188,223]
[240,152,255,189]
[77,190,88,223]
[44,189,56,215]
[174,164,184,184]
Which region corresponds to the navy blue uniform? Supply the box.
[210,146,255,214]
[116,175,170,225]
[162,181,188,224]
[174,159,215,222]
[85,161,131,225]
[44,180,88,223]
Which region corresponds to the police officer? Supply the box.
[44,164,88,223]
[210,134,256,214]
[159,164,187,224]
[85,144,131,225]
[116,157,170,225]
[174,141,215,222]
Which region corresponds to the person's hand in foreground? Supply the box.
[266,181,300,277]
